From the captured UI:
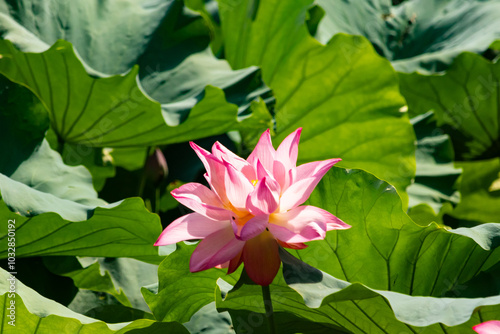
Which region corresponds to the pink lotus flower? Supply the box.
[155,128,350,285]
[473,320,500,334]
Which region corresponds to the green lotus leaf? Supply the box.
[400,52,500,224]
[0,75,106,220]
[0,0,271,136]
[0,73,164,262]
[451,158,500,224]
[314,0,500,73]
[0,268,188,333]
[0,140,107,221]
[0,40,248,148]
[217,261,500,333]
[399,52,499,161]
[0,75,49,175]
[296,168,500,297]
[142,242,240,324]
[183,302,234,334]
[218,0,416,202]
[0,197,162,262]
[407,112,461,213]
[43,257,159,311]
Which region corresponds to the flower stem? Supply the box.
[261,285,276,334]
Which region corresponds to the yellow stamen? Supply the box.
[251,179,259,187]
[234,214,253,226]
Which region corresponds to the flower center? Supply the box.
[233,213,253,227]
[251,179,259,187]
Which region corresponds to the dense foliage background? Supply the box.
[1,0,500,333]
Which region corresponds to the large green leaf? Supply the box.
[400,52,500,224]
[77,257,158,312]
[0,139,107,221]
[0,73,107,220]
[183,302,234,334]
[42,256,160,324]
[0,256,78,306]
[143,244,236,333]
[0,268,188,333]
[214,165,500,332]
[228,309,345,334]
[451,158,500,224]
[313,0,500,73]
[0,0,272,191]
[43,257,142,309]
[407,112,461,213]
[0,256,154,324]
[491,40,500,51]
[0,0,170,74]
[399,52,500,161]
[295,168,500,297]
[218,0,416,201]
[0,197,162,261]
[0,0,271,121]
[142,167,500,332]
[0,72,164,261]
[217,252,500,333]
[0,74,49,175]
[0,40,247,147]
[407,202,453,228]
[142,243,239,324]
